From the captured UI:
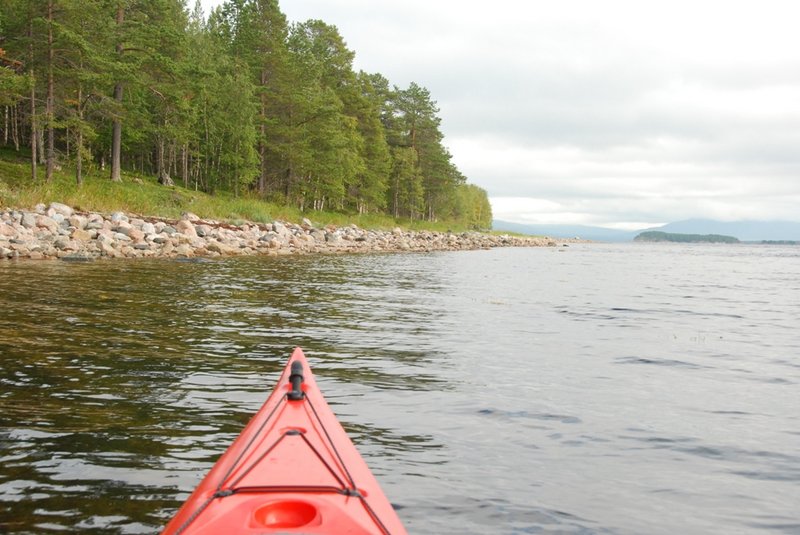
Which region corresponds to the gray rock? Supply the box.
[110,212,129,223]
[48,202,74,217]
[325,232,342,245]
[21,213,37,229]
[141,222,156,235]
[54,237,74,250]
[114,221,134,235]
[34,203,47,214]
[260,231,277,242]
[161,225,177,235]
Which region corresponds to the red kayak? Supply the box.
[162,347,407,534]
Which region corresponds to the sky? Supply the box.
[201,0,800,229]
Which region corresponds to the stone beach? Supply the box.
[0,202,562,261]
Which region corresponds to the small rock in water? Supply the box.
[61,253,95,262]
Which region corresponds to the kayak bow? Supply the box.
[162,347,407,534]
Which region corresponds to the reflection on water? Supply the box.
[0,254,450,533]
[1,244,799,534]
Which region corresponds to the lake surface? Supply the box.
[1,243,798,534]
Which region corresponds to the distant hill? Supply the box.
[493,218,800,242]
[491,221,637,241]
[643,219,800,242]
[634,231,739,243]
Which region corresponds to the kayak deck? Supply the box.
[162,348,406,534]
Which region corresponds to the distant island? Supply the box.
[634,231,739,243]
[492,218,800,242]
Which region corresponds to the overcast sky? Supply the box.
[202,0,800,228]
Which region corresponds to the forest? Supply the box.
[0,0,492,229]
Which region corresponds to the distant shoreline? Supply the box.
[633,231,739,244]
[1,203,568,262]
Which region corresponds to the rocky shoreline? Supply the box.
[0,202,563,261]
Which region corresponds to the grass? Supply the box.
[0,147,487,232]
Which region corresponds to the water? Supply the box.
[1,243,798,534]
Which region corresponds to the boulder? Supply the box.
[71,229,93,242]
[21,213,37,229]
[174,243,194,257]
[206,241,235,255]
[54,237,78,251]
[35,215,59,232]
[68,215,87,230]
[0,223,17,237]
[114,220,134,235]
[48,202,74,217]
[127,228,145,242]
[175,219,198,238]
[86,216,105,230]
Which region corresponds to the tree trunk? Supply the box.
[157,137,174,186]
[258,69,268,195]
[11,105,21,150]
[45,0,55,182]
[76,82,83,185]
[110,3,125,182]
[181,143,189,187]
[37,128,45,164]
[29,14,37,182]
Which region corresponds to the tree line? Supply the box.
[0,0,492,228]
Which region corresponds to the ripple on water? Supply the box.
[1,247,799,534]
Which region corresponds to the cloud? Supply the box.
[203,0,800,225]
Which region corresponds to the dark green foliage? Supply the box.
[0,0,488,228]
[634,231,739,243]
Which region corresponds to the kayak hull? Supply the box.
[162,348,406,534]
